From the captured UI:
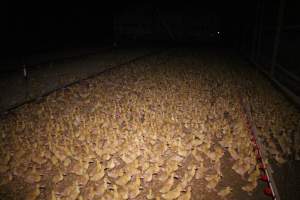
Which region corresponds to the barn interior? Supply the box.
[0,1,299,200]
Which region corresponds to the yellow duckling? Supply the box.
[95,177,109,197]
[106,158,117,169]
[178,186,192,200]
[217,186,232,198]
[146,189,155,199]
[90,160,105,181]
[62,181,80,200]
[205,174,221,190]
[52,170,64,184]
[232,160,251,177]
[191,149,203,162]
[116,173,132,186]
[165,160,179,175]
[186,164,197,182]
[0,164,9,174]
[159,170,171,182]
[274,154,286,164]
[161,184,183,200]
[63,157,71,167]
[118,185,129,200]
[25,184,40,200]
[128,178,142,199]
[144,164,160,182]
[49,190,57,200]
[228,147,239,160]
[71,159,89,176]
[242,180,257,193]
[108,168,124,179]
[105,185,121,200]
[248,165,260,182]
[0,173,13,186]
[195,162,207,180]
[160,173,175,193]
[31,151,47,165]
[77,173,90,186]
[24,167,41,184]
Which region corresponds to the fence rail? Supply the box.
[240,0,300,106]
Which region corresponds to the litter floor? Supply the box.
[0,49,299,200]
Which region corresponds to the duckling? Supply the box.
[274,154,286,164]
[0,152,10,165]
[205,174,221,190]
[24,166,41,184]
[71,159,89,176]
[0,173,13,186]
[248,165,260,182]
[90,160,105,181]
[52,147,67,162]
[106,158,117,169]
[228,147,239,160]
[161,184,183,200]
[165,160,179,175]
[195,163,208,179]
[232,160,250,177]
[140,160,150,172]
[49,190,57,200]
[177,147,189,158]
[31,151,47,165]
[52,170,64,184]
[128,175,141,191]
[128,179,142,198]
[95,177,109,196]
[104,184,120,200]
[116,173,132,186]
[25,184,40,200]
[77,173,90,186]
[160,173,175,193]
[178,186,192,200]
[0,164,9,173]
[61,181,80,200]
[158,170,169,182]
[51,155,59,166]
[144,163,160,182]
[63,157,71,167]
[121,152,137,164]
[198,142,211,154]
[147,189,155,199]
[186,164,197,182]
[108,168,124,179]
[170,155,184,162]
[143,170,154,182]
[118,185,129,200]
[83,185,97,200]
[191,149,203,162]
[213,161,222,175]
[102,154,111,161]
[125,159,139,171]
[217,186,232,198]
[242,180,257,193]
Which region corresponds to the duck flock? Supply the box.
[0,49,299,200]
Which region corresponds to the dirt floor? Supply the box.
[0,48,299,200]
[0,47,154,112]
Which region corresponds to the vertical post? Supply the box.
[271,0,285,77]
[251,0,261,59]
[255,0,264,61]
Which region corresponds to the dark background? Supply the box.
[0,1,256,56]
[0,1,299,78]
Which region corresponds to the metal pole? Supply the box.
[271,0,286,77]
[255,0,264,61]
[251,0,261,59]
